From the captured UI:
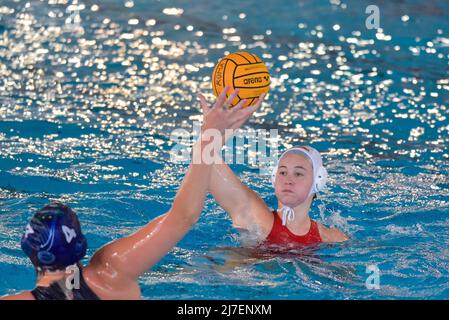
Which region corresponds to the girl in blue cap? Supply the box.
[1,87,264,300]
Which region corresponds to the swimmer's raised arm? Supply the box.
[198,93,274,238]
[84,87,261,296]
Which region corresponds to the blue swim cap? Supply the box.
[21,202,87,271]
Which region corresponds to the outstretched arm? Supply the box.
[85,87,261,290]
[208,160,274,237]
[198,94,274,238]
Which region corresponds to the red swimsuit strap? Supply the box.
[269,210,322,244]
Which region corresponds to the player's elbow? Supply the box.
[168,205,201,226]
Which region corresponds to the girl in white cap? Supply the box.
[209,143,348,246]
[198,94,349,246]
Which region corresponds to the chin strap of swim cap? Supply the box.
[280,206,295,226]
[306,184,315,198]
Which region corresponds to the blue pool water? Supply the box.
[1,0,449,299]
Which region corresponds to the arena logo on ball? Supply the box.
[212,51,270,108]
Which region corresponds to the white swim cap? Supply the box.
[271,146,328,226]
[271,146,328,197]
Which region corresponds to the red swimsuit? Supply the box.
[264,210,322,246]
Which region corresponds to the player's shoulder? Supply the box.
[316,222,349,243]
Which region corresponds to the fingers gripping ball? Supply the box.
[212,52,270,107]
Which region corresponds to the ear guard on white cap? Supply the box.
[271,146,328,196]
[312,165,328,193]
